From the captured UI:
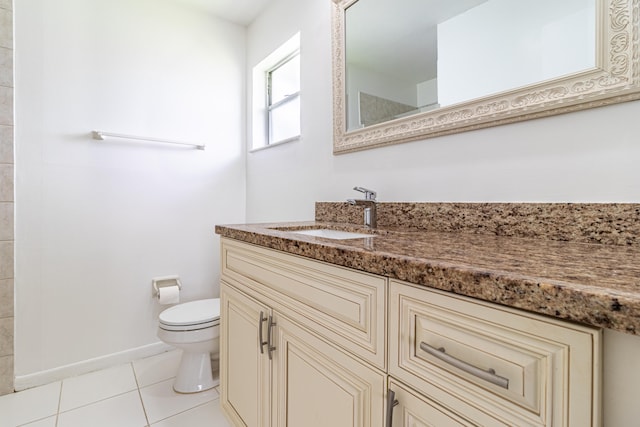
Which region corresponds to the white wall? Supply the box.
[438,0,595,105]
[416,78,438,109]
[246,0,335,222]
[14,0,246,381]
[246,0,640,225]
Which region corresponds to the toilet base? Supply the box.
[173,351,219,394]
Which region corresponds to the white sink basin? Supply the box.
[291,229,373,240]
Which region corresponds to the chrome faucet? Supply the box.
[347,186,377,228]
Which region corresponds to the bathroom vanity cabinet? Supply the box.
[219,238,601,427]
[220,238,386,427]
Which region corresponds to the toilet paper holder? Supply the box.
[152,275,183,297]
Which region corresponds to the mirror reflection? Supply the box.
[345,0,596,131]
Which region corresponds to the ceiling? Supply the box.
[173,0,273,25]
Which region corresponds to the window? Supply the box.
[267,52,300,144]
[251,33,301,150]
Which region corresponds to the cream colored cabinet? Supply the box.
[220,238,387,427]
[388,280,602,427]
[219,238,602,427]
[387,379,477,427]
[271,313,385,427]
[220,283,271,427]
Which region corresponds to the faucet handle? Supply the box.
[353,186,377,201]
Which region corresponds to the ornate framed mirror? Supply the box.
[332,0,640,154]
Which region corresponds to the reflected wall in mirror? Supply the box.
[332,0,640,154]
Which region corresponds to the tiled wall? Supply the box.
[0,0,13,395]
[359,92,415,126]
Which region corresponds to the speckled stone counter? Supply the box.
[316,202,640,246]
[215,203,640,335]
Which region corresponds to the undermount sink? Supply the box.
[290,229,373,240]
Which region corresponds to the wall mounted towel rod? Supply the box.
[91,130,206,150]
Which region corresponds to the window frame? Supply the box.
[265,50,301,146]
[250,33,301,152]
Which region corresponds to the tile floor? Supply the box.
[0,350,232,427]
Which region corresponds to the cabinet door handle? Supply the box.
[385,389,399,427]
[420,341,509,389]
[258,311,268,354]
[267,315,277,360]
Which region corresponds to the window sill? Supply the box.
[250,135,300,153]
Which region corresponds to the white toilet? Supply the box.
[157,298,220,393]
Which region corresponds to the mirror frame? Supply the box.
[332,0,640,154]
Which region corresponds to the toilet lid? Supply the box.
[159,298,220,327]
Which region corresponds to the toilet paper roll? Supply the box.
[157,285,180,305]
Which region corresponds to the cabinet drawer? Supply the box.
[388,379,500,427]
[389,280,601,427]
[221,238,387,369]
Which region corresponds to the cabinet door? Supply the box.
[221,281,272,427]
[272,314,386,427]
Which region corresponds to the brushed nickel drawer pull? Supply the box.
[385,389,399,427]
[258,311,268,354]
[420,341,509,389]
[267,315,277,360]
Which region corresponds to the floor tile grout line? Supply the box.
[8,383,223,427]
[55,380,62,427]
[12,381,62,427]
[147,396,221,426]
[54,362,142,417]
[131,361,151,427]
[5,351,207,427]
[135,376,179,390]
[132,350,182,390]
[56,387,140,415]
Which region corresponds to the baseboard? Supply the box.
[14,342,174,391]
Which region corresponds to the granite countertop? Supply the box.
[216,220,640,335]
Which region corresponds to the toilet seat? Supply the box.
[159,298,220,332]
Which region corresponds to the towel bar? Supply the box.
[91,130,205,150]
